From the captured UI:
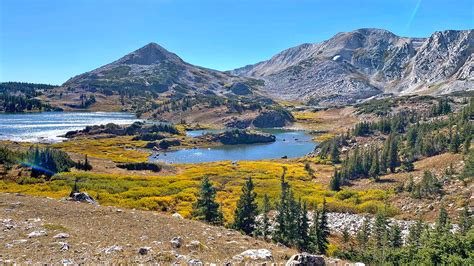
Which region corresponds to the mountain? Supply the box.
[65,42,252,97]
[231,28,473,106]
[58,43,293,128]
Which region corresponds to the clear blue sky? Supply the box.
[1,0,473,85]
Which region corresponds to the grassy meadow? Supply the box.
[0,159,396,222]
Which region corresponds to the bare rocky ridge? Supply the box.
[231,28,473,105]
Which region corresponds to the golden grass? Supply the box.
[52,136,150,163]
[0,160,396,223]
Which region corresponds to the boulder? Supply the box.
[138,246,151,255]
[59,242,70,251]
[69,192,97,205]
[170,236,183,248]
[102,245,123,254]
[186,240,202,250]
[238,249,272,261]
[53,233,70,239]
[286,253,325,265]
[28,230,47,238]
[187,258,203,266]
[172,213,184,219]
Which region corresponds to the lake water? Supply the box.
[150,129,317,164]
[0,112,138,143]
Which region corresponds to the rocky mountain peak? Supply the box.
[231,28,473,105]
[116,42,183,66]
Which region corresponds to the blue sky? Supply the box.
[1,0,472,85]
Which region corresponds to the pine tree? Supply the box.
[388,134,399,173]
[389,223,402,248]
[329,169,341,191]
[297,201,311,251]
[316,199,330,254]
[233,177,258,235]
[462,150,474,180]
[342,226,350,243]
[369,148,380,179]
[373,211,388,249]
[449,130,460,153]
[405,174,414,192]
[459,204,472,235]
[274,167,290,245]
[407,218,423,247]
[287,190,300,246]
[309,208,320,253]
[192,176,223,225]
[260,194,271,239]
[356,217,371,249]
[330,140,340,164]
[435,204,450,233]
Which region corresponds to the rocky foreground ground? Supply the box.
[0,193,356,265]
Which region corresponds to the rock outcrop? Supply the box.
[231,29,473,106]
[286,253,325,266]
[202,129,276,145]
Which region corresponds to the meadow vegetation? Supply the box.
[0,160,395,222]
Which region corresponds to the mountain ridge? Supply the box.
[231,28,473,105]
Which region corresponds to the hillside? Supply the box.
[231,28,473,106]
[0,193,297,264]
[42,43,293,128]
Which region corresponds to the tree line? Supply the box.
[191,168,330,254]
[323,97,473,190]
[335,204,472,265]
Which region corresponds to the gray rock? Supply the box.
[69,192,97,205]
[138,246,151,255]
[170,236,183,248]
[286,253,325,265]
[172,213,183,219]
[238,249,272,260]
[28,230,47,238]
[102,245,123,254]
[53,233,70,239]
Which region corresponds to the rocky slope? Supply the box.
[0,193,295,264]
[55,43,294,127]
[64,43,256,99]
[231,28,473,106]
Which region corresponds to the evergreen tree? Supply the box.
[315,199,330,254]
[287,190,300,246]
[329,169,341,191]
[388,223,402,248]
[435,204,450,233]
[459,204,472,235]
[356,217,371,249]
[192,176,223,225]
[369,148,380,179]
[260,194,272,239]
[274,167,290,245]
[462,150,474,180]
[373,211,388,249]
[233,177,258,235]
[449,130,460,153]
[388,134,399,173]
[297,201,311,251]
[407,218,424,248]
[309,208,320,253]
[342,226,350,243]
[330,140,340,164]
